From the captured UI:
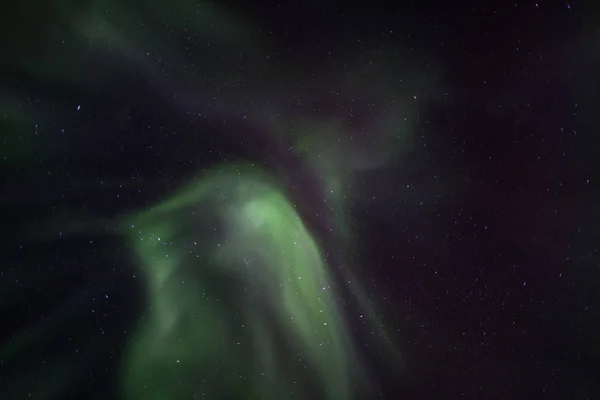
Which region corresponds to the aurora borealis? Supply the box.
[3,1,600,399]
[120,164,364,399]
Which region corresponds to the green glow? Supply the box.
[120,164,359,399]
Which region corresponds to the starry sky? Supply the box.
[1,1,600,399]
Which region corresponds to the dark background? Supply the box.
[2,1,600,398]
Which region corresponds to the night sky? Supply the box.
[2,1,600,399]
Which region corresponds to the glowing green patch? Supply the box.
[119,164,357,399]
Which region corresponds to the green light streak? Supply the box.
[120,163,358,399]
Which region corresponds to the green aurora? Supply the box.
[118,163,391,399]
